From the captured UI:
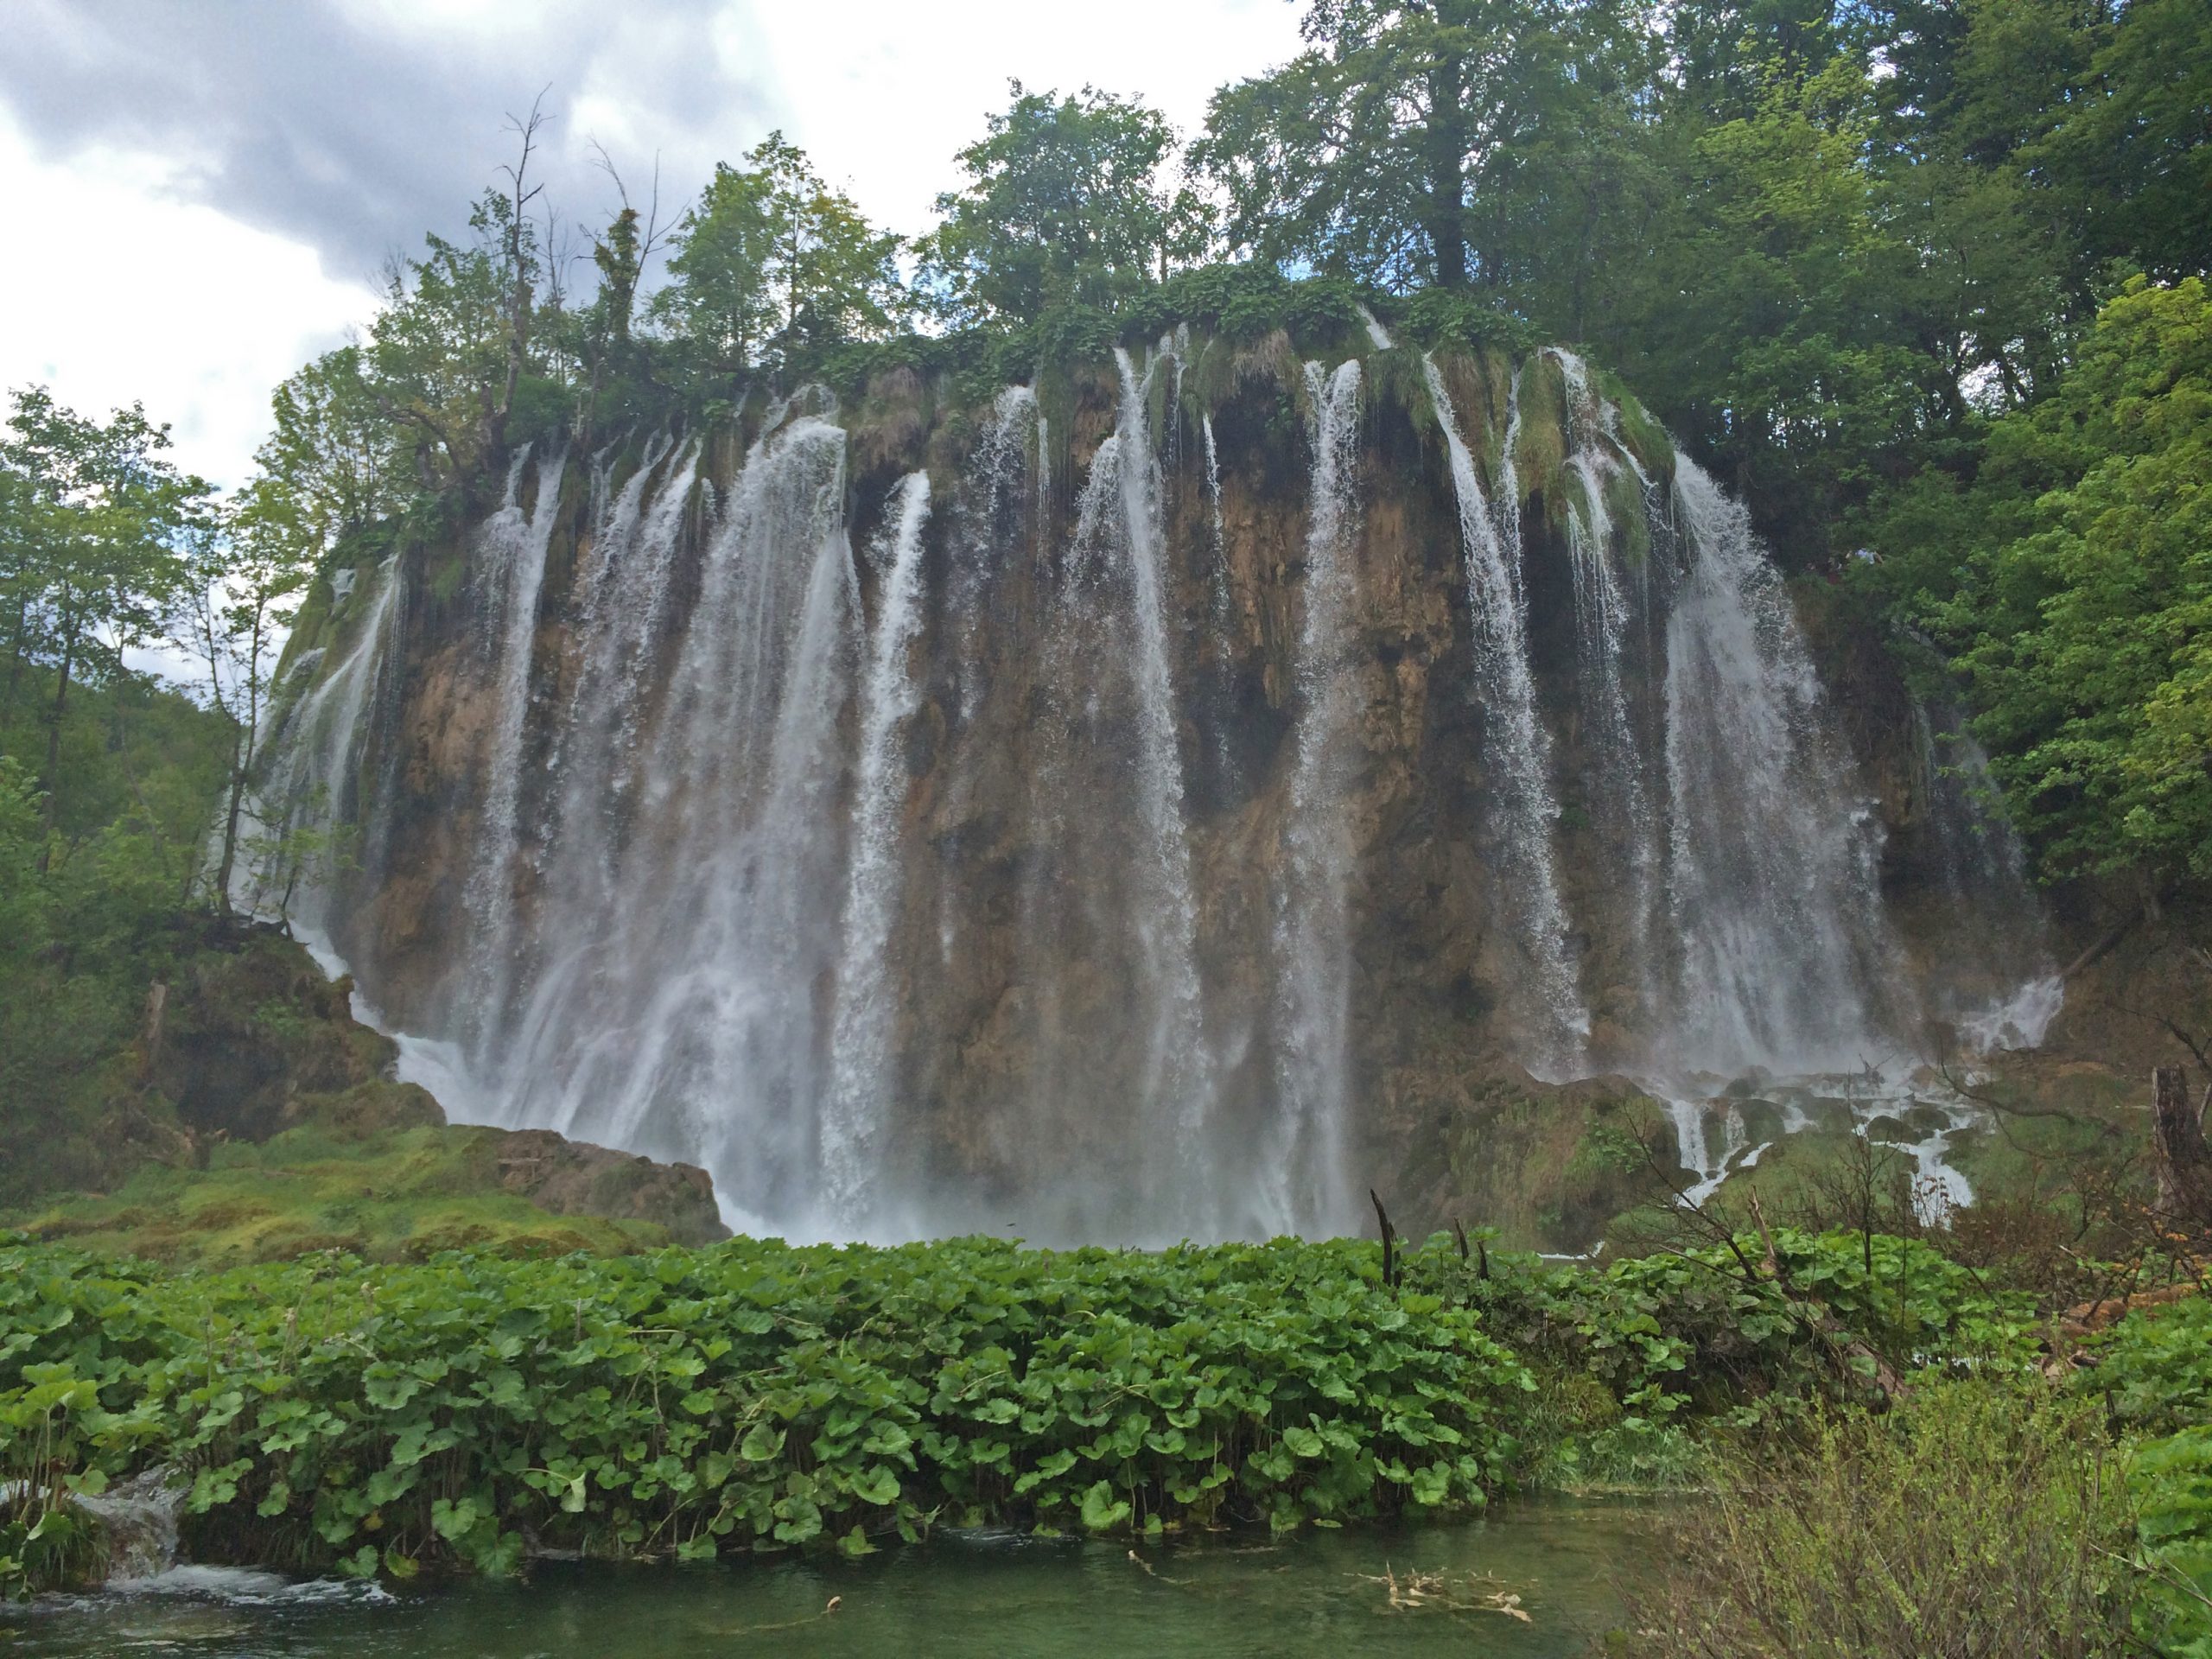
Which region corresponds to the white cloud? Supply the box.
[0,1,1311,489]
[0,110,379,490]
[753,0,1306,231]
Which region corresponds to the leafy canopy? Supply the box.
[1866,276,2212,880]
[918,83,1207,326]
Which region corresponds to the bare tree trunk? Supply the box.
[2152,1065,2212,1228]
[36,629,75,868]
[214,731,246,916]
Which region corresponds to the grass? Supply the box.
[9,1122,685,1267]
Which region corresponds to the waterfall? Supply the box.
[488,414,860,1229]
[1910,696,2063,1051]
[1421,352,1588,1075]
[1662,454,1897,1073]
[822,471,932,1224]
[462,444,565,1033]
[241,555,404,935]
[258,332,2063,1248]
[1552,351,1661,1029]
[1267,357,1366,1237]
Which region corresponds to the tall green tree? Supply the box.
[1867,276,2212,883]
[0,388,208,841]
[171,478,318,911]
[256,347,400,553]
[919,85,1206,325]
[658,134,906,373]
[366,190,539,491]
[1193,0,1640,295]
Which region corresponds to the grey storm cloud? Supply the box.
[0,0,779,289]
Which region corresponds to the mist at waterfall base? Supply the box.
[254,335,2060,1247]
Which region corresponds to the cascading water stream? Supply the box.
[1661,455,1898,1076]
[484,415,860,1229]
[1550,351,1661,1027]
[1909,696,2063,1051]
[1420,352,1588,1075]
[1266,358,1366,1238]
[462,444,565,1033]
[1202,413,1231,667]
[241,556,404,938]
[1106,345,1214,1181]
[822,471,932,1225]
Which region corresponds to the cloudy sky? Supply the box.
[0,0,1308,489]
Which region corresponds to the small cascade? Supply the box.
[1910,696,2063,1051]
[1550,351,1662,1030]
[1662,456,1900,1075]
[1268,357,1365,1237]
[240,555,404,932]
[1421,352,1588,1075]
[1492,370,1528,601]
[1202,413,1231,666]
[949,386,1038,721]
[822,471,932,1225]
[461,443,565,1033]
[520,435,698,982]
[73,1468,185,1584]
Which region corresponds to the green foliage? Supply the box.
[0,1224,2069,1593]
[254,348,401,552]
[1626,1382,2139,1657]
[2130,1425,2212,1656]
[2078,1293,2212,1653]
[365,191,531,489]
[918,84,1205,327]
[2085,1287,2212,1440]
[1194,0,1642,294]
[1866,276,2212,880]
[656,133,907,378]
[0,1234,1545,1583]
[10,1123,684,1268]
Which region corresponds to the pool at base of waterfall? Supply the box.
[5,1497,1671,1658]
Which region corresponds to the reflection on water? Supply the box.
[8,1498,1671,1659]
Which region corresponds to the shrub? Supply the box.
[1624,1382,2137,1658]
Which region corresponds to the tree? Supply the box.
[255,347,399,553]
[1193,0,1632,294]
[918,85,1205,325]
[2028,0,2212,288]
[658,133,905,373]
[172,478,318,912]
[0,388,207,844]
[365,207,519,490]
[1867,276,2212,883]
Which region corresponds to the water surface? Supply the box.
[7,1498,1669,1658]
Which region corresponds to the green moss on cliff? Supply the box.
[13,1124,682,1268]
[1424,1077,1677,1251]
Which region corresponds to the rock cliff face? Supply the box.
[264,327,2057,1247]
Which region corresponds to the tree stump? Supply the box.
[2152,1065,2212,1228]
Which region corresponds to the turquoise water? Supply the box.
[4,1499,1670,1657]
